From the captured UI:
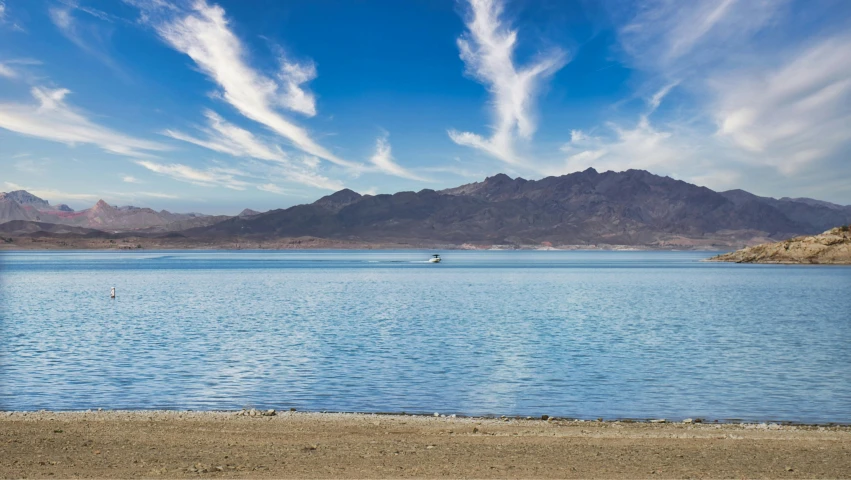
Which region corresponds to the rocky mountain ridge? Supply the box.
[3,169,850,248]
[185,169,850,247]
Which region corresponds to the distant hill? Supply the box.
[0,191,231,232]
[709,226,851,264]
[719,189,851,232]
[184,169,849,247]
[0,220,109,237]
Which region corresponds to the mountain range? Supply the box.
[0,191,230,232]
[3,168,850,248]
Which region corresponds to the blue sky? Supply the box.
[1,0,850,213]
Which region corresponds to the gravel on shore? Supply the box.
[2,410,850,478]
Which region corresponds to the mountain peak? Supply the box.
[484,173,513,183]
[239,208,261,217]
[0,190,51,208]
[313,188,363,212]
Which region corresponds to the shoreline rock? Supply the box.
[708,226,851,264]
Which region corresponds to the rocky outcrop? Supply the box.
[709,226,851,264]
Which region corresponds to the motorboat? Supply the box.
[428,254,441,263]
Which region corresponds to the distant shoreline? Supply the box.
[0,242,732,252]
[3,409,849,426]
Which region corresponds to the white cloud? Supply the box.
[648,81,678,114]
[0,58,41,79]
[449,0,567,167]
[135,160,251,190]
[15,157,50,175]
[135,156,344,193]
[369,134,429,181]
[568,0,851,202]
[257,183,287,195]
[122,175,142,183]
[713,34,851,173]
[615,0,783,76]
[48,4,124,74]
[3,182,99,202]
[164,109,287,161]
[562,118,682,173]
[32,189,99,201]
[48,6,73,30]
[145,0,357,168]
[0,86,169,156]
[164,110,346,190]
[247,156,346,191]
[0,62,16,78]
[139,191,179,199]
[419,165,487,180]
[277,59,317,117]
[107,190,180,200]
[0,0,26,32]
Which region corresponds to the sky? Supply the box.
[1,0,850,214]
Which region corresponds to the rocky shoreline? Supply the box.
[4,409,850,427]
[2,410,849,478]
[709,226,851,264]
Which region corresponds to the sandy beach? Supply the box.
[2,411,849,479]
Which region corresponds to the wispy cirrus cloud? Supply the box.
[614,0,784,78]
[48,2,126,75]
[0,62,15,78]
[0,58,42,80]
[3,181,99,202]
[563,0,851,201]
[369,134,429,182]
[135,159,251,190]
[163,110,344,190]
[135,0,357,168]
[712,34,851,174]
[135,156,345,194]
[105,190,180,200]
[243,156,345,191]
[0,86,169,157]
[164,109,287,162]
[449,0,567,168]
[0,0,25,32]
[256,183,288,195]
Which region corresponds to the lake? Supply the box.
[1,250,849,423]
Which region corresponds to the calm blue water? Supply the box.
[1,250,850,423]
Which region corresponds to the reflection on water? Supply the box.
[1,250,850,422]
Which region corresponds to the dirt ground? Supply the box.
[1,411,849,479]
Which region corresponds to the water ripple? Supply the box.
[1,250,849,423]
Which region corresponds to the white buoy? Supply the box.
[110,287,116,299]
